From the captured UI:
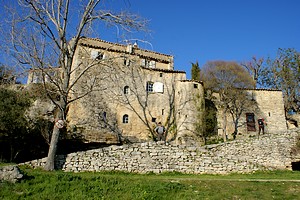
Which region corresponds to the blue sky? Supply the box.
[102,0,300,78]
[1,0,299,80]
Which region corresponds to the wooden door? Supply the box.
[246,113,256,132]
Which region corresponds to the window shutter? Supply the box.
[141,59,146,66]
[91,50,99,59]
[153,82,164,93]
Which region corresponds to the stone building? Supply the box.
[216,89,287,139]
[27,37,288,144]
[26,38,205,144]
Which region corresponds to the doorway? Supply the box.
[246,113,256,132]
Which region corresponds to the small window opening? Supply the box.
[97,53,104,60]
[162,109,164,115]
[123,114,129,124]
[124,58,130,66]
[194,84,198,89]
[152,118,156,122]
[268,112,271,117]
[102,112,107,122]
[124,86,129,94]
[160,73,163,77]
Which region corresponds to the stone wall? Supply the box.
[253,90,287,133]
[24,129,300,174]
[216,89,287,139]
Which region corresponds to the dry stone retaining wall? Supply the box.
[24,129,299,174]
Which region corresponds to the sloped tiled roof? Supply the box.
[179,79,204,85]
[141,66,185,74]
[237,88,282,92]
[78,37,173,63]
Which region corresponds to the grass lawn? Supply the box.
[1,166,300,200]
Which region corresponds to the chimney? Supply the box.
[126,44,133,54]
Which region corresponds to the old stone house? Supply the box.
[27,37,288,144]
[28,38,205,144]
[216,89,288,139]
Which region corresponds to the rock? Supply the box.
[0,165,24,183]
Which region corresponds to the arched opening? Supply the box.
[122,114,129,124]
[124,86,129,94]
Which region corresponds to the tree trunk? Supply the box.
[222,109,227,142]
[44,125,60,171]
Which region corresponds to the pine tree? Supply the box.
[191,61,201,81]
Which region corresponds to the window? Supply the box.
[149,60,156,68]
[194,84,198,89]
[141,59,146,67]
[102,112,107,122]
[97,53,104,60]
[91,50,104,60]
[152,118,156,122]
[146,81,154,92]
[141,59,155,68]
[123,57,130,66]
[160,73,163,77]
[124,86,129,94]
[123,114,129,123]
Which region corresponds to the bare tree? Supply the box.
[103,57,190,142]
[0,64,17,84]
[225,88,255,138]
[201,61,255,141]
[241,56,264,88]
[262,48,300,114]
[3,0,147,170]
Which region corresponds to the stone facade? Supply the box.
[26,38,288,144]
[23,129,300,174]
[216,89,287,139]
[65,38,204,144]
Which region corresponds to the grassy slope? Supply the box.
[1,166,300,200]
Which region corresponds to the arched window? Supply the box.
[123,114,129,124]
[124,86,129,94]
